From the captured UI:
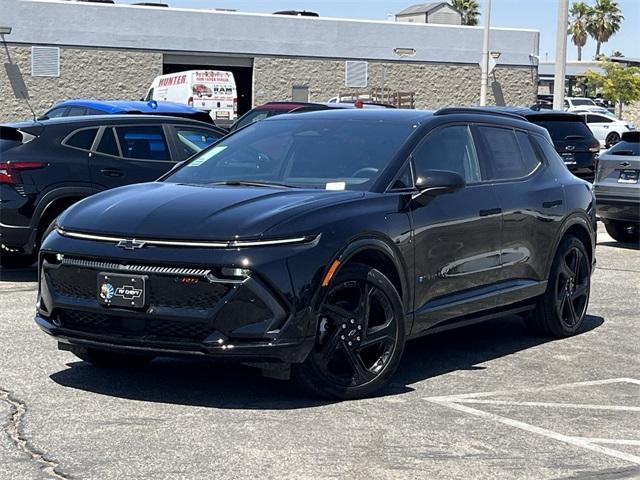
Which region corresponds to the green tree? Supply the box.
[584,61,640,117]
[452,0,480,26]
[586,0,624,58]
[568,2,590,61]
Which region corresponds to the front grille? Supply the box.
[58,310,212,342]
[46,262,233,310]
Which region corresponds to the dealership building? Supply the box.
[0,0,540,122]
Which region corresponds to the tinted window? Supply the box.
[116,126,170,161]
[532,135,564,164]
[233,110,272,130]
[97,128,120,156]
[86,108,105,116]
[571,99,596,106]
[67,107,87,117]
[530,119,592,142]
[167,118,416,190]
[391,164,413,189]
[587,114,612,123]
[45,107,67,118]
[66,128,98,151]
[608,141,640,156]
[477,126,535,180]
[412,125,481,183]
[515,131,542,174]
[174,127,221,160]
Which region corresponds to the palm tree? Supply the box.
[452,0,480,26]
[586,0,624,58]
[568,2,590,61]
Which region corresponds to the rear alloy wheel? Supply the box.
[527,236,591,337]
[72,347,154,368]
[292,263,405,399]
[604,220,640,244]
[605,132,620,148]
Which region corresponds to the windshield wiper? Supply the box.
[209,180,297,188]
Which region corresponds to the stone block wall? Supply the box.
[1,45,162,122]
[254,58,538,109]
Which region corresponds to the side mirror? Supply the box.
[413,169,465,204]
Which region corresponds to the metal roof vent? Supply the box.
[31,46,60,77]
[345,61,368,88]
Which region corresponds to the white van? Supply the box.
[146,70,238,121]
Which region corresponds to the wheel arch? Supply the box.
[547,213,596,278]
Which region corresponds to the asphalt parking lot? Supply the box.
[1,222,638,480]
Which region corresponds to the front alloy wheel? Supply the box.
[292,263,405,399]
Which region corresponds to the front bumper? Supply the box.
[35,233,321,363]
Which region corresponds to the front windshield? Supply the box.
[166,117,417,190]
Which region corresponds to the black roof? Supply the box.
[271,108,434,124]
[476,106,584,121]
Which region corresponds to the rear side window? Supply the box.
[97,128,120,157]
[85,108,105,116]
[531,119,592,142]
[45,107,68,118]
[515,131,542,173]
[67,107,87,117]
[116,126,170,161]
[174,127,221,160]
[66,128,98,151]
[476,126,537,180]
[532,135,564,164]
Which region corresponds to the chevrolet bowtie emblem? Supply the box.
[116,239,146,250]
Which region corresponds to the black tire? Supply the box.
[605,132,620,148]
[0,249,37,269]
[604,220,640,244]
[72,347,154,368]
[292,263,406,399]
[527,236,591,338]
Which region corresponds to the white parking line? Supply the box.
[452,399,640,412]
[425,378,640,466]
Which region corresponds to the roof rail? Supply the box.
[434,107,526,121]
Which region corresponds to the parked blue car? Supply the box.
[40,99,215,124]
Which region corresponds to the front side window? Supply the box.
[174,127,221,160]
[65,128,98,151]
[45,107,67,118]
[167,118,416,191]
[412,125,481,183]
[477,126,537,180]
[116,126,170,161]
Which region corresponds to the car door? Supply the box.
[89,124,176,190]
[410,123,502,334]
[473,125,564,304]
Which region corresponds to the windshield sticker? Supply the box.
[325,182,346,191]
[187,145,227,167]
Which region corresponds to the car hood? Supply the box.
[59,182,364,240]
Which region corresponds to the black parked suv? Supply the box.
[36,108,596,399]
[0,115,225,267]
[491,107,600,181]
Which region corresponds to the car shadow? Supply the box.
[597,240,640,251]
[0,265,38,282]
[49,314,604,410]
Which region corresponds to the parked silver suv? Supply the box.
[594,131,640,243]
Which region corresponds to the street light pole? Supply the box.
[553,0,569,110]
[479,0,492,106]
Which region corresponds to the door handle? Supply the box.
[100,168,123,177]
[543,200,563,208]
[479,208,502,217]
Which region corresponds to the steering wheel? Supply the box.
[352,167,379,178]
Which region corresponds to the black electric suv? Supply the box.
[0,115,225,267]
[36,108,596,399]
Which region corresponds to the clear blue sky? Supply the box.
[122,0,639,61]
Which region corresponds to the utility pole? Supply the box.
[553,0,569,110]
[479,0,492,106]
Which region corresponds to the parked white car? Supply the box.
[577,112,636,148]
[564,97,603,113]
